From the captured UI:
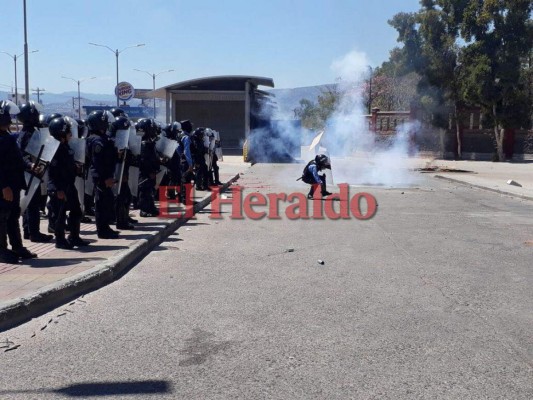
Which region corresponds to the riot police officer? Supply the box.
[137,118,160,217]
[178,120,194,186]
[86,110,119,238]
[161,121,182,200]
[0,100,37,263]
[300,154,333,199]
[16,101,53,243]
[192,127,209,191]
[109,116,135,229]
[47,117,89,249]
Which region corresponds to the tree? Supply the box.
[294,85,341,131]
[460,0,533,160]
[389,1,469,158]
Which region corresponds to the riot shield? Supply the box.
[128,166,139,197]
[115,129,129,151]
[19,172,41,214]
[214,130,223,161]
[155,136,178,159]
[75,176,85,214]
[85,175,94,196]
[128,127,142,156]
[68,136,86,164]
[25,128,60,163]
[155,167,167,190]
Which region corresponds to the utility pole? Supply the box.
[31,87,45,103]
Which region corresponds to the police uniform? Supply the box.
[138,139,160,216]
[301,158,331,198]
[115,149,134,229]
[192,132,208,191]
[48,142,86,248]
[87,132,118,237]
[18,125,52,242]
[0,129,36,262]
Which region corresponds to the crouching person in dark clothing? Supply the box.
[47,117,89,249]
[0,100,37,263]
[301,154,333,199]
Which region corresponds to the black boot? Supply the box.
[56,237,74,249]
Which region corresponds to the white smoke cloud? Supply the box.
[322,49,420,187]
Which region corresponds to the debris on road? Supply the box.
[317,260,325,265]
[285,248,294,253]
[507,179,522,187]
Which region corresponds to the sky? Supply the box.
[2,0,421,96]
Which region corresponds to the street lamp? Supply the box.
[61,76,96,119]
[0,49,38,105]
[133,68,174,118]
[88,42,145,106]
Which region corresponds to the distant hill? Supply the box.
[1,90,142,117]
[2,84,333,120]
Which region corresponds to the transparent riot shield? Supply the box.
[75,176,85,214]
[19,172,41,214]
[214,130,223,161]
[68,136,86,164]
[128,166,139,197]
[155,167,167,190]
[128,127,142,156]
[155,136,178,159]
[25,128,60,163]
[115,129,129,151]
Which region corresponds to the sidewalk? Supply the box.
[418,158,533,201]
[0,156,247,331]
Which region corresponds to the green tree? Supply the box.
[460,0,532,160]
[389,1,469,158]
[294,85,340,131]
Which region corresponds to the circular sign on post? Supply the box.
[115,81,135,102]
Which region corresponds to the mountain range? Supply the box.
[1,84,333,119]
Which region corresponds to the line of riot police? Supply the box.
[0,99,223,263]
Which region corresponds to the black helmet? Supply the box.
[192,127,205,139]
[315,154,331,169]
[163,121,181,140]
[0,100,20,127]
[48,117,73,140]
[17,101,43,126]
[180,120,193,134]
[87,110,114,133]
[136,118,158,140]
[40,113,63,128]
[109,116,131,137]
[109,107,127,118]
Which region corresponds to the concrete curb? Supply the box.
[0,174,240,333]
[434,174,533,202]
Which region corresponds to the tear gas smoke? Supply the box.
[249,49,420,188]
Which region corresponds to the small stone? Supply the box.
[507,179,522,187]
[286,248,294,253]
[401,192,404,195]
[317,260,325,265]
[186,228,192,231]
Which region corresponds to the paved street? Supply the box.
[1,161,532,399]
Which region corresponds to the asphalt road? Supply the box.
[1,163,532,399]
